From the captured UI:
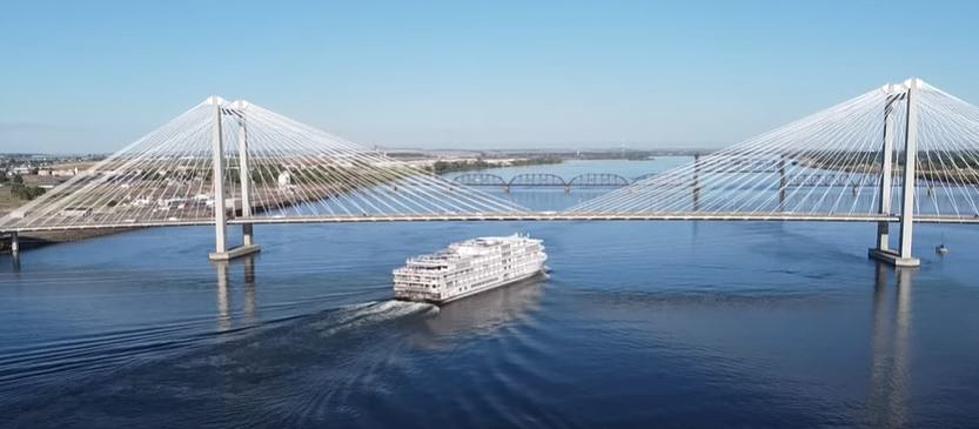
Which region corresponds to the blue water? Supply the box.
[2,160,979,428]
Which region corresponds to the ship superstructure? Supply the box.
[393,234,547,304]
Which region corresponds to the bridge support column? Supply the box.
[9,232,19,256]
[10,232,20,271]
[209,101,261,261]
[870,80,920,268]
[873,85,897,253]
[208,100,229,260]
[236,107,260,255]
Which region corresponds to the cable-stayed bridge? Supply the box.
[4,78,979,267]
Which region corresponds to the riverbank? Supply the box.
[430,157,562,174]
[798,155,979,185]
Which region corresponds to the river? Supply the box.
[2,159,979,428]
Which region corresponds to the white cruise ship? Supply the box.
[393,234,547,304]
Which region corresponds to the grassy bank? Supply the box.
[431,157,562,175]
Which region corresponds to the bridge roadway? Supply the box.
[7,212,979,233]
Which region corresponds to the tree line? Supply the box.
[3,174,47,200]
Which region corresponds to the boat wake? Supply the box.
[0,299,440,425]
[308,299,439,336]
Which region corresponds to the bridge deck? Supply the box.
[5,212,979,233]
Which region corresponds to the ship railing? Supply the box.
[400,258,451,268]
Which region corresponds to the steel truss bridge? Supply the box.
[452,172,632,191]
[5,78,979,268]
[452,171,957,191]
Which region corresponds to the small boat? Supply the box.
[936,233,950,256]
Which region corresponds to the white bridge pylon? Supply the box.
[5,78,979,265]
[568,78,979,267]
[0,96,529,259]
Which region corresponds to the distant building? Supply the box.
[277,171,293,188]
[52,167,79,177]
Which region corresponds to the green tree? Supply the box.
[10,183,46,200]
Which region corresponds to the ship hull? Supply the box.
[433,268,545,305]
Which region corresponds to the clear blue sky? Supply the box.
[2,0,978,153]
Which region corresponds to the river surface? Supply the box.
[3,159,979,428]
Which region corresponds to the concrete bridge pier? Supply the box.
[7,232,21,272]
[870,80,921,268]
[208,99,261,261]
[235,105,258,252]
[9,232,19,256]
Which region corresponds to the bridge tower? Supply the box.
[233,101,258,251]
[208,98,261,261]
[870,79,920,268]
